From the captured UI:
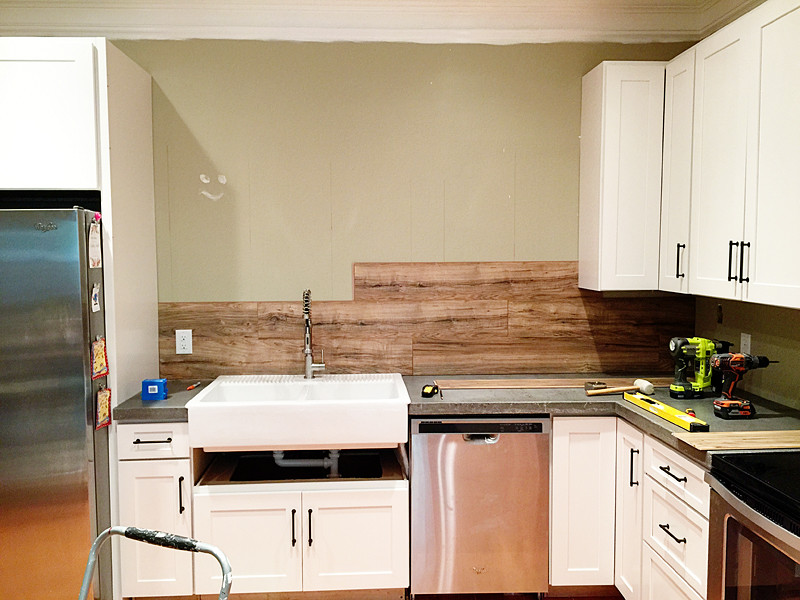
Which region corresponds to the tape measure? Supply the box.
[623,392,709,432]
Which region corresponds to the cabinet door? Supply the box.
[117,459,193,597]
[615,420,645,600]
[302,487,410,591]
[193,489,303,594]
[579,62,665,291]
[743,0,800,308]
[551,417,616,586]
[660,49,695,294]
[641,541,703,600]
[0,38,99,190]
[689,21,752,299]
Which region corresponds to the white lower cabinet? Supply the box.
[611,420,710,600]
[193,488,303,594]
[550,417,617,586]
[193,482,409,595]
[643,477,709,597]
[641,542,704,600]
[615,419,644,600]
[117,459,193,597]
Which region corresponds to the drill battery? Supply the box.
[713,398,756,419]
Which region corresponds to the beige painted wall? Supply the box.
[696,297,800,411]
[115,40,689,301]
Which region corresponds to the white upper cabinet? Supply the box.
[579,61,666,291]
[690,0,800,308]
[742,0,800,308]
[659,49,695,294]
[0,38,100,190]
[689,19,752,300]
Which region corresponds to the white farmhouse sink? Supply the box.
[186,373,410,451]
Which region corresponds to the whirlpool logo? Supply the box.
[34,222,58,232]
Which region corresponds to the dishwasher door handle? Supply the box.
[463,433,500,444]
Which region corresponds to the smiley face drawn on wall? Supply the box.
[199,173,227,201]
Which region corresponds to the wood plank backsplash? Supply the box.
[159,261,695,379]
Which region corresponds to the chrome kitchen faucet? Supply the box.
[302,289,325,379]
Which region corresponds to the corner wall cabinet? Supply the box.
[578,61,666,291]
[659,48,696,294]
[550,417,617,585]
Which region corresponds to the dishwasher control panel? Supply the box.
[414,417,550,435]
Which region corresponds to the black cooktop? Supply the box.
[711,451,800,536]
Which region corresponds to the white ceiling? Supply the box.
[0,0,764,43]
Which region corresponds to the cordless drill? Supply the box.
[669,337,732,398]
[709,353,776,419]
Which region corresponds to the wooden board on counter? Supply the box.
[673,430,800,450]
[435,377,673,390]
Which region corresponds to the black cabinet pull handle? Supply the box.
[308,509,313,546]
[675,243,686,279]
[629,448,640,487]
[133,437,172,445]
[291,509,297,547]
[178,476,185,514]
[659,523,687,544]
[739,241,750,283]
[728,241,739,282]
[659,464,688,483]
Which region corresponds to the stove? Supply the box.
[708,451,800,600]
[711,451,800,537]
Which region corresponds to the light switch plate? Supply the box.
[176,329,192,354]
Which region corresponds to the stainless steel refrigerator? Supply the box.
[0,208,111,599]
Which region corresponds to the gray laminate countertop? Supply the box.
[113,373,800,468]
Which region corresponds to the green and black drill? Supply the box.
[668,337,732,399]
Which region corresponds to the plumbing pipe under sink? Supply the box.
[272,449,341,477]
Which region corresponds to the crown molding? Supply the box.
[0,0,765,43]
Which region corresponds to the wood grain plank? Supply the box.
[354,261,580,302]
[159,302,260,379]
[412,337,673,375]
[435,377,674,390]
[257,300,507,338]
[673,430,800,450]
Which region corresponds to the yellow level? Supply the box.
[623,392,710,432]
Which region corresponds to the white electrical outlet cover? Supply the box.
[740,332,751,354]
[176,329,193,354]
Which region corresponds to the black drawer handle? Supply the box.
[740,241,750,283]
[178,476,185,514]
[629,448,640,487]
[291,509,297,547]
[659,523,687,544]
[308,509,313,546]
[133,437,173,445]
[659,464,687,483]
[728,240,739,282]
[675,243,686,279]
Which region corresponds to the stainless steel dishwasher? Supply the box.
[410,416,550,595]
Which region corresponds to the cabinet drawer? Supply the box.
[643,477,708,597]
[644,436,709,517]
[641,540,704,600]
[118,423,189,459]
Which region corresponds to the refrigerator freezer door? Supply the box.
[0,208,104,599]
